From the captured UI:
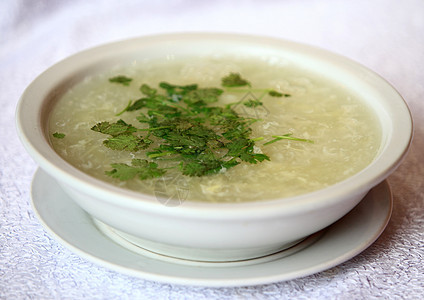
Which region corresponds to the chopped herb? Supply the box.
[92,73,311,181]
[225,88,290,101]
[243,99,263,108]
[52,132,66,139]
[116,100,133,116]
[106,159,166,180]
[140,84,157,96]
[91,119,137,136]
[268,90,282,97]
[263,134,314,145]
[91,120,151,151]
[268,90,291,97]
[109,75,133,86]
[221,73,251,87]
[184,88,224,105]
[159,82,198,97]
[103,134,150,152]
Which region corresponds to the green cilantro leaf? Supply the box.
[127,98,148,111]
[140,84,157,96]
[109,75,133,86]
[243,99,263,108]
[221,73,250,87]
[106,159,165,181]
[268,90,290,97]
[103,135,150,151]
[52,132,66,139]
[181,156,223,177]
[159,82,198,98]
[183,88,224,105]
[91,120,137,136]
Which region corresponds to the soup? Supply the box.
[49,56,381,203]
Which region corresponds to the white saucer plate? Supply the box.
[30,169,392,287]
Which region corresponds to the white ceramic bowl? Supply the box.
[16,33,412,263]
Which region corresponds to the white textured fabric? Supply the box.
[1,0,423,298]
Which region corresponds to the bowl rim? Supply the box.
[16,32,413,218]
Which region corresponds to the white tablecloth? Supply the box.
[1,0,423,298]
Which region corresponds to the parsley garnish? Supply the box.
[106,159,165,180]
[243,99,263,108]
[93,74,313,181]
[263,134,314,145]
[91,119,152,151]
[53,132,66,139]
[268,90,290,97]
[109,75,133,86]
[221,72,251,87]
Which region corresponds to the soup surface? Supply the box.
[49,56,381,203]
